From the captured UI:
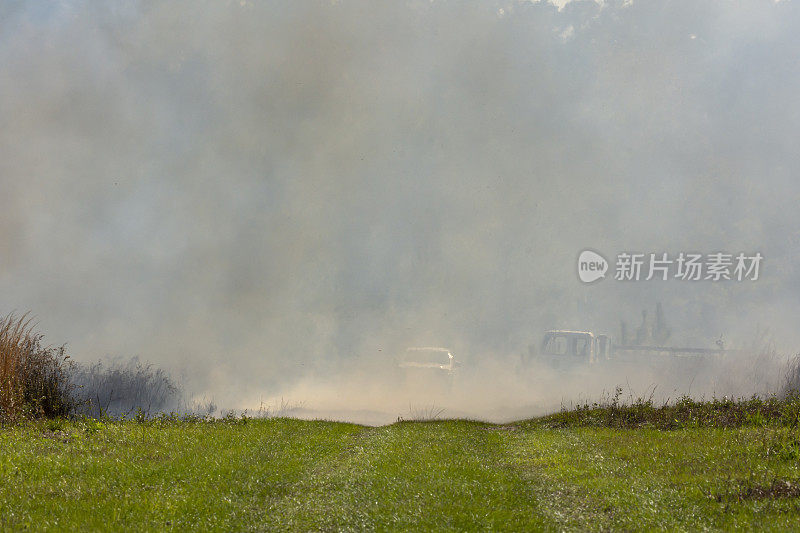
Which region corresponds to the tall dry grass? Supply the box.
[70,357,181,418]
[0,313,74,422]
[0,313,31,418]
[783,353,800,397]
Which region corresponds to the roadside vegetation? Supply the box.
[0,313,185,424]
[69,357,181,418]
[0,313,74,423]
[529,386,800,430]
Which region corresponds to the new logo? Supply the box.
[578,250,608,283]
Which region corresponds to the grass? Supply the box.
[0,311,190,422]
[528,387,800,430]
[69,357,181,418]
[0,313,38,418]
[0,313,73,422]
[2,404,800,531]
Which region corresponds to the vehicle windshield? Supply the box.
[542,334,591,357]
[575,337,590,357]
[542,335,568,355]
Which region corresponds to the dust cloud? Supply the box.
[2,1,800,422]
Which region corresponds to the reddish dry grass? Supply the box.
[0,313,73,422]
[0,313,35,420]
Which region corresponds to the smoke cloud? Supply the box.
[2,0,800,420]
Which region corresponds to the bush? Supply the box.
[69,357,181,418]
[529,391,800,430]
[0,313,74,422]
[0,312,186,421]
[783,353,800,397]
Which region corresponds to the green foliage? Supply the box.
[766,428,800,460]
[528,392,800,431]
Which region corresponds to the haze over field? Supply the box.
[2,0,799,420]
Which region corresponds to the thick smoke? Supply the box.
[2,1,800,420]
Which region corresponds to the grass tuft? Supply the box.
[0,313,74,423]
[69,357,181,418]
[524,388,800,430]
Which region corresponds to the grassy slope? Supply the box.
[1,417,800,531]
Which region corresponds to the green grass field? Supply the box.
[3,403,800,532]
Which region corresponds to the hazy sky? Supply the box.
[2,0,799,401]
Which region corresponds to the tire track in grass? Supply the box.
[496,427,716,531]
[264,420,558,531]
[160,419,366,531]
[496,426,800,532]
[0,419,365,531]
[494,427,617,531]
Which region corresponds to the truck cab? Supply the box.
[540,330,596,362]
[532,330,613,367]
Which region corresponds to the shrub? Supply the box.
[69,357,181,418]
[530,392,800,430]
[0,313,74,422]
[783,353,800,397]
